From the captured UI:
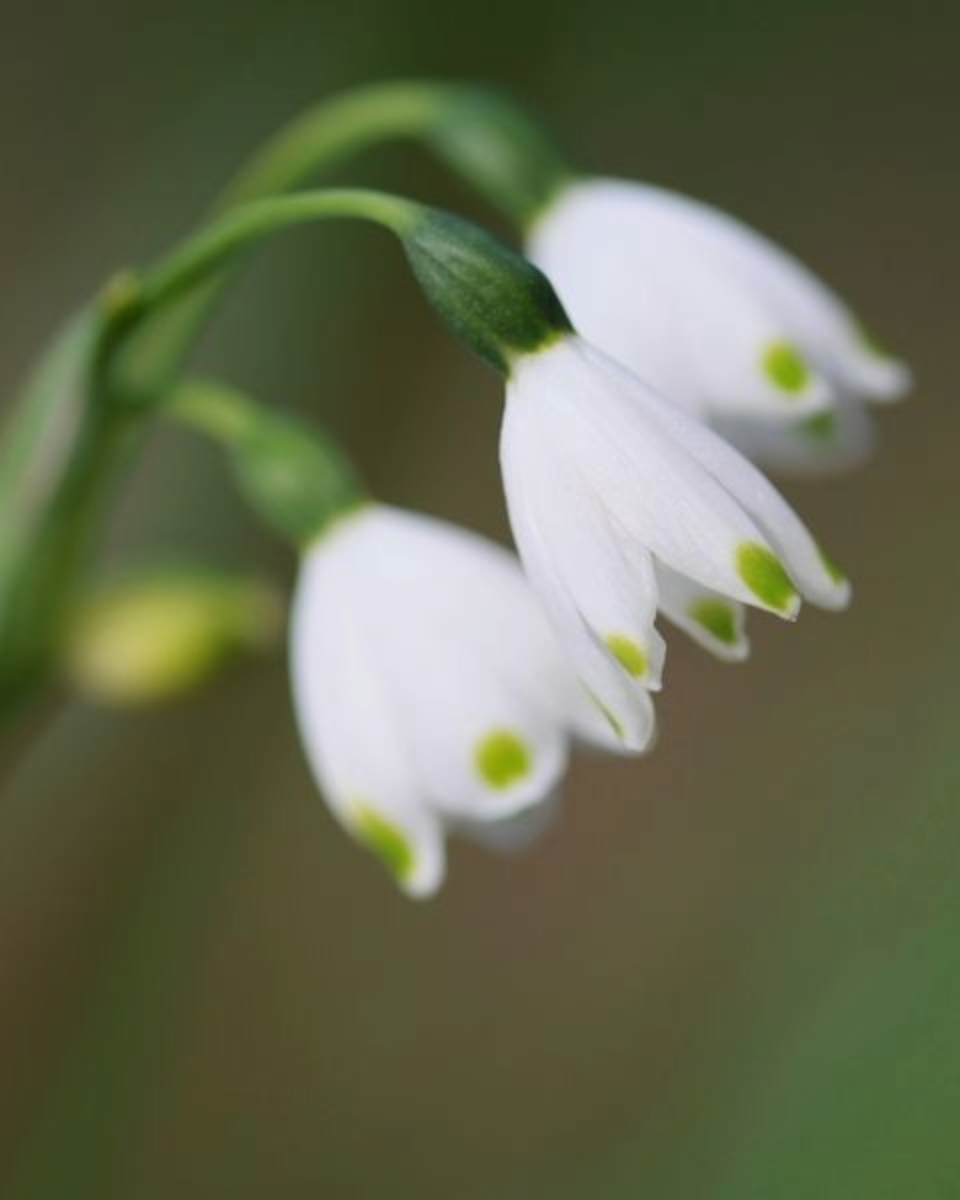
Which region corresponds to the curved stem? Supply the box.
[116,80,572,394]
[137,189,421,320]
[0,312,135,713]
[0,79,571,718]
[219,80,458,204]
[166,377,367,546]
[220,79,573,224]
[136,188,568,379]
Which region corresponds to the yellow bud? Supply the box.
[62,569,283,707]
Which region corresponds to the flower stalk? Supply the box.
[0,177,568,714]
[134,190,569,379]
[165,378,366,546]
[0,74,895,734]
[0,310,133,712]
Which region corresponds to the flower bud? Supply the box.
[62,569,282,706]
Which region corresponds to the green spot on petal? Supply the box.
[688,599,739,647]
[605,633,649,678]
[352,804,415,883]
[736,542,798,613]
[801,410,838,442]
[475,729,532,790]
[762,341,811,394]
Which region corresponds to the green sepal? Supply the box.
[166,380,366,547]
[402,209,573,375]
[230,413,366,546]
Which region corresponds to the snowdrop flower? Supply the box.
[501,334,850,733]
[528,179,911,472]
[289,502,631,898]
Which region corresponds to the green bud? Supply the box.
[402,209,573,375]
[62,568,283,707]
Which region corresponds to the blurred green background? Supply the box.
[1,0,957,1196]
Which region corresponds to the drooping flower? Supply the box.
[527,178,911,473]
[289,502,635,897]
[501,335,850,731]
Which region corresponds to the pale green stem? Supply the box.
[0,77,573,1193]
[221,79,460,201]
[220,79,572,222]
[0,189,414,712]
[0,79,571,717]
[137,189,420,326]
[166,377,368,546]
[0,310,138,713]
[115,79,572,394]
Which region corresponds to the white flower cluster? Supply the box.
[290,176,908,896]
[529,180,910,474]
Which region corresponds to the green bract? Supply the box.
[167,380,366,547]
[403,209,573,374]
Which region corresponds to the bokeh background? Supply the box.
[1,0,958,1195]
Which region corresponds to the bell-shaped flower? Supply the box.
[501,335,850,732]
[527,178,911,472]
[289,502,632,898]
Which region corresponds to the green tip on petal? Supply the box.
[800,410,838,442]
[736,542,799,614]
[351,804,416,883]
[587,690,626,739]
[688,599,739,647]
[817,545,847,586]
[604,633,649,679]
[762,341,811,394]
[475,729,532,790]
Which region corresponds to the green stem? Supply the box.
[114,80,572,395]
[221,79,459,202]
[0,189,413,712]
[138,189,420,322]
[0,311,137,712]
[166,378,368,546]
[222,79,573,225]
[0,80,572,717]
[129,182,565,382]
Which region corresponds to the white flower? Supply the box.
[528,178,911,472]
[501,335,850,731]
[289,503,630,898]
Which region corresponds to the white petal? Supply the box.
[453,789,562,854]
[341,507,573,822]
[514,443,665,688]
[712,399,876,479]
[600,179,912,405]
[629,377,852,610]
[502,399,659,750]
[508,338,802,618]
[529,180,836,422]
[290,523,445,898]
[655,565,749,662]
